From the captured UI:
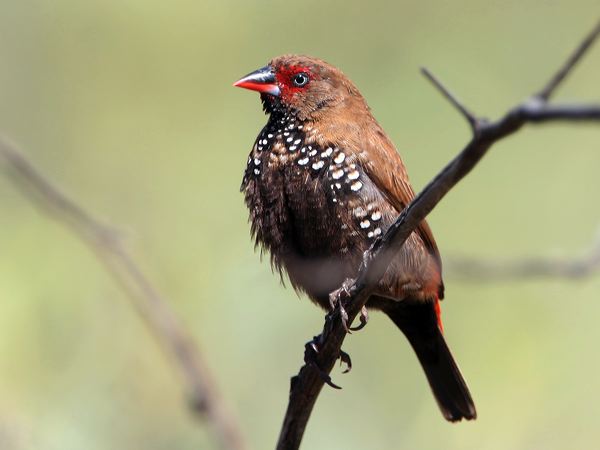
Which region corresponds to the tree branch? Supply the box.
[276,19,600,450]
[421,67,480,131]
[0,138,248,450]
[446,227,600,281]
[536,20,600,101]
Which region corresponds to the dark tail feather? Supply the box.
[386,300,477,422]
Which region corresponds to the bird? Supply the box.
[234,55,476,422]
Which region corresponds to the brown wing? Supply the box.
[358,126,445,299]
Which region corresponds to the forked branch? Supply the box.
[277,19,600,450]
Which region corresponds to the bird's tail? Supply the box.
[385,299,477,422]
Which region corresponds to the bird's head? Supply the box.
[234,55,368,122]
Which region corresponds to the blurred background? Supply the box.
[1,1,600,449]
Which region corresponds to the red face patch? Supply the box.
[275,65,314,101]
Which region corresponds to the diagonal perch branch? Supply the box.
[276,20,600,450]
[0,138,248,450]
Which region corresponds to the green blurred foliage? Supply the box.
[1,1,599,449]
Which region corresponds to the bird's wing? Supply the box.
[358,127,444,298]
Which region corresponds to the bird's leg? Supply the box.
[329,279,369,333]
[328,278,355,333]
[304,335,352,388]
[349,306,369,332]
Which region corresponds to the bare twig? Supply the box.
[536,20,600,101]
[0,138,248,450]
[421,67,480,131]
[446,227,600,281]
[277,21,600,450]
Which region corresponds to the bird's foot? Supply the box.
[349,306,369,332]
[329,279,369,333]
[329,278,355,333]
[338,349,352,374]
[304,336,352,389]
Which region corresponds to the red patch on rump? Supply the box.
[434,297,444,333]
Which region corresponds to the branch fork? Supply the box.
[277,19,600,450]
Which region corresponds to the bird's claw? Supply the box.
[339,349,352,374]
[339,303,350,333]
[329,278,355,333]
[329,280,369,333]
[349,306,369,332]
[304,336,353,389]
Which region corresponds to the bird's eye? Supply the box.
[292,72,310,87]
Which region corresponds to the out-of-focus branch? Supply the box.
[276,20,600,450]
[446,227,600,281]
[0,138,247,450]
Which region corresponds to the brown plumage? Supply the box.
[235,55,476,422]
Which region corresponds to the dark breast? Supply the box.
[241,113,399,306]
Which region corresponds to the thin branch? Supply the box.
[277,21,600,450]
[520,101,600,121]
[421,67,480,131]
[536,19,600,101]
[446,227,600,281]
[0,138,248,450]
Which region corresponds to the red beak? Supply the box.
[233,65,280,96]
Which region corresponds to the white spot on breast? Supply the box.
[312,160,325,170]
[321,147,333,158]
[289,145,297,151]
[261,139,268,145]
[360,219,370,229]
[254,168,260,175]
[371,211,381,221]
[298,157,309,165]
[334,152,345,164]
[367,231,374,238]
[267,133,273,138]
[254,158,260,166]
[354,206,367,218]
[286,137,293,143]
[373,227,382,236]
[350,181,363,191]
[347,170,359,180]
[294,138,301,145]
[309,149,317,157]
[284,131,290,136]
[332,169,344,179]
[335,182,342,189]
